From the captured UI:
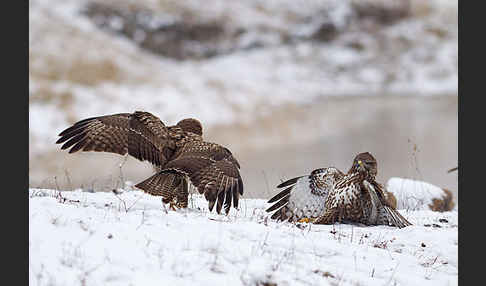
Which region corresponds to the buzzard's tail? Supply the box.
[135,170,187,207]
[383,206,412,228]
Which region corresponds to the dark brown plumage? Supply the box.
[314,152,412,228]
[56,111,243,214]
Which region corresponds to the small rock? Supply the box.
[107,234,113,239]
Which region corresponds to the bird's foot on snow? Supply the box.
[169,202,178,211]
[297,217,315,223]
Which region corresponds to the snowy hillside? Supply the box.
[29,188,458,286]
[29,0,458,156]
[29,0,458,199]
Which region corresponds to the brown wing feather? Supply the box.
[56,111,175,167]
[368,181,412,228]
[161,141,243,214]
[315,174,364,224]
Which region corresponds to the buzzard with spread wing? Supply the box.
[266,167,344,222]
[314,152,412,228]
[56,111,243,214]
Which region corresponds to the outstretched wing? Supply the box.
[160,141,243,214]
[266,175,304,221]
[266,167,344,222]
[56,111,175,167]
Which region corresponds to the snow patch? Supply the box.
[29,188,457,286]
[386,177,448,211]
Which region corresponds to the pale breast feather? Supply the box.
[267,175,327,221]
[287,177,327,219]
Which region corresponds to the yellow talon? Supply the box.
[298,218,314,223]
[169,201,178,211]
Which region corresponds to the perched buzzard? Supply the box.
[265,167,344,222]
[314,152,412,228]
[56,111,243,214]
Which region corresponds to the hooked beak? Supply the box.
[357,160,365,171]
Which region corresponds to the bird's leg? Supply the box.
[169,200,178,211]
[298,217,316,223]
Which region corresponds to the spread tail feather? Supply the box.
[135,170,185,204]
[383,206,412,228]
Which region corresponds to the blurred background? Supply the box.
[29,0,458,199]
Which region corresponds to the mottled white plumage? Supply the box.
[266,167,344,222]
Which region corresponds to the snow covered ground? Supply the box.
[29,188,458,286]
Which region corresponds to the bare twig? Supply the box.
[136,207,147,230]
[112,190,127,212]
[118,154,128,188]
[54,176,60,191]
[262,170,271,198]
[385,262,400,286]
[64,169,72,191]
[112,191,143,213]
[408,138,423,180]
[447,166,458,173]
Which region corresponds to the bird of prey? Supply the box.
[265,167,344,222]
[314,152,412,228]
[56,111,243,214]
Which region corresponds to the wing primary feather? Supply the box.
[232,179,240,208]
[268,185,293,203]
[208,199,216,212]
[56,126,89,143]
[60,132,87,150]
[265,194,290,212]
[216,177,229,214]
[68,137,89,153]
[238,177,244,195]
[277,176,303,188]
[58,119,93,137]
[70,116,105,127]
[271,210,282,220]
[224,180,234,214]
[216,187,226,214]
[384,206,412,228]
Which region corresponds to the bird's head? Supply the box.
[177,118,203,136]
[349,152,377,177]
